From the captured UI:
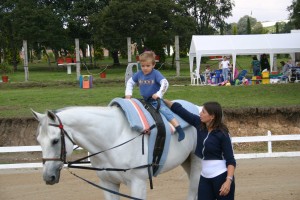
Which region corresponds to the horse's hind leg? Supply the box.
[101,181,121,200]
[181,155,201,200]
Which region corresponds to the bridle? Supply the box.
[39,112,154,200]
[42,113,76,164]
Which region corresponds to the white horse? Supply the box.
[32,105,201,200]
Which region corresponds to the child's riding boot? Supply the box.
[175,126,185,142]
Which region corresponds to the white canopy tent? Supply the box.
[189,33,300,84]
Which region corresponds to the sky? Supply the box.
[226,0,293,23]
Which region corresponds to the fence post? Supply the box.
[175,35,180,76]
[267,130,272,154]
[23,40,29,81]
[127,37,132,63]
[75,38,80,80]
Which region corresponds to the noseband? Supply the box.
[42,114,76,164]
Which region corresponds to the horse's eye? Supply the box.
[52,139,59,145]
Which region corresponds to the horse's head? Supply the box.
[32,109,75,185]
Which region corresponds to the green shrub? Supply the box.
[0,62,13,75]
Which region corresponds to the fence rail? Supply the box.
[233,131,300,159]
[1,131,299,169]
[0,146,85,169]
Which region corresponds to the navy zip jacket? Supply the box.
[171,102,236,167]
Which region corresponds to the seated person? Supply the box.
[280,61,291,82]
[280,61,289,75]
[204,65,211,84]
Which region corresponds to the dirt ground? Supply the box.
[1,107,300,199]
[0,157,300,200]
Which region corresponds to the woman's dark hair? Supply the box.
[253,56,258,60]
[201,102,228,133]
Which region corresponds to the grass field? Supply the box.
[1,56,299,118]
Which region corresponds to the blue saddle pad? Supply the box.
[109,98,199,176]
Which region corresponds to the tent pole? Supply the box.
[196,52,201,85]
[290,53,296,66]
[189,55,194,85]
[232,54,236,80]
[270,54,274,73]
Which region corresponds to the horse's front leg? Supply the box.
[100,180,121,200]
[130,178,147,199]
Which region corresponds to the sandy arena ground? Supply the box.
[0,157,299,200]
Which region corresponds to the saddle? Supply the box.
[109,98,169,176]
[138,98,166,175]
[109,98,200,176]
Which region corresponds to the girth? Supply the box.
[138,99,166,175]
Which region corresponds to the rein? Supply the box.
[43,113,155,200]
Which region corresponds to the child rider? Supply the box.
[125,51,185,141]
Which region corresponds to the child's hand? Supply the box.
[152,94,159,100]
[125,95,132,99]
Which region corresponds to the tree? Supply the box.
[66,0,109,64]
[275,22,280,33]
[0,0,109,68]
[237,15,257,34]
[281,21,294,33]
[246,17,251,34]
[252,22,264,34]
[177,0,234,35]
[232,23,237,35]
[0,0,22,69]
[91,0,196,65]
[15,1,66,63]
[0,0,68,68]
[288,0,300,29]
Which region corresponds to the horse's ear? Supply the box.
[31,109,45,122]
[47,110,57,122]
[196,106,203,114]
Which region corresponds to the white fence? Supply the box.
[1,131,300,169]
[0,146,86,169]
[233,131,300,159]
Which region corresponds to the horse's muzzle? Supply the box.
[45,172,60,185]
[43,163,63,185]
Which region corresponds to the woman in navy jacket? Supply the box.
[164,100,236,200]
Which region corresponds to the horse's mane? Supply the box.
[53,106,105,114]
[38,106,117,137]
[53,106,77,113]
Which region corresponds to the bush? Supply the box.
[0,62,13,75]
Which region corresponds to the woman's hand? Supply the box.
[219,179,231,196]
